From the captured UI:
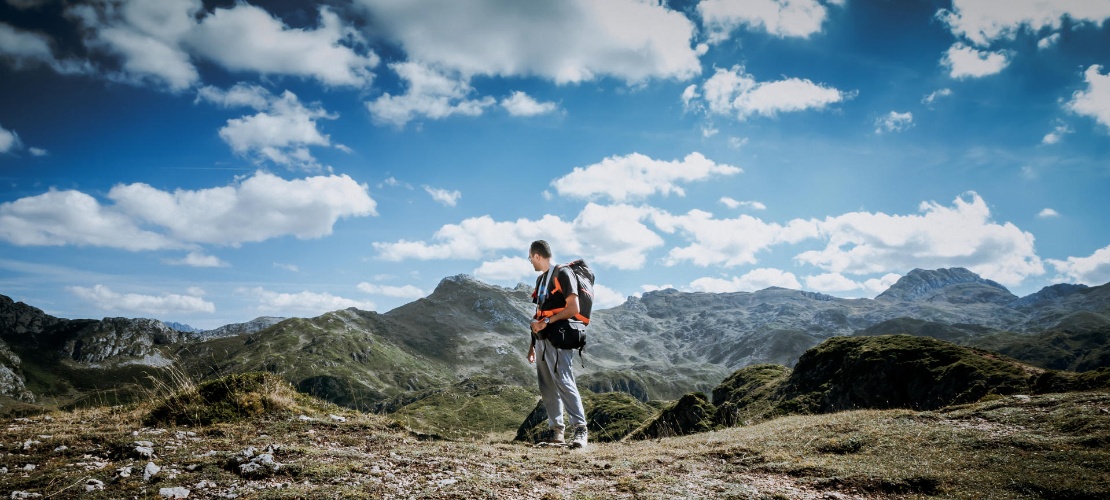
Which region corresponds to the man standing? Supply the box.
[527,240,588,449]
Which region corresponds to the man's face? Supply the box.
[528,252,542,271]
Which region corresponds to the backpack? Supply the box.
[533,260,595,357]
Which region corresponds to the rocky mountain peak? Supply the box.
[876,268,1014,303]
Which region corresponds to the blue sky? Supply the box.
[1,0,1109,329]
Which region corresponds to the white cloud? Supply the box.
[1042,122,1072,144]
[68,1,377,91]
[0,171,376,250]
[375,203,663,271]
[796,192,1045,286]
[1067,65,1110,132]
[185,5,378,87]
[0,189,181,250]
[0,20,90,75]
[875,111,913,134]
[922,88,953,107]
[942,43,1009,79]
[687,268,802,293]
[1048,244,1110,286]
[109,171,376,246]
[652,209,819,268]
[803,272,861,293]
[69,284,215,315]
[699,65,849,120]
[357,282,426,299]
[238,287,375,316]
[367,62,496,128]
[720,197,766,210]
[552,152,741,202]
[0,123,23,154]
[938,0,1110,47]
[699,0,833,42]
[1038,32,1060,49]
[1037,208,1060,219]
[196,83,272,110]
[501,91,558,116]
[862,273,902,296]
[164,251,229,268]
[274,262,300,273]
[28,147,47,156]
[217,90,336,170]
[355,0,700,84]
[728,137,749,149]
[592,283,626,309]
[424,186,461,207]
[474,256,533,283]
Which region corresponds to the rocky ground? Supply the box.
[4,389,1110,499]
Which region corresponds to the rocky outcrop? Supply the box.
[876,268,1015,304]
[192,317,286,341]
[0,339,33,402]
[62,318,184,366]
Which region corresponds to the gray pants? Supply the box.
[536,338,586,430]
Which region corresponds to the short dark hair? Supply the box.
[529,240,551,259]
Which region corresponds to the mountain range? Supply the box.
[1,267,1108,415]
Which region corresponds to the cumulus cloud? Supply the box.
[796,192,1044,286]
[0,21,90,74]
[0,171,376,250]
[942,43,1009,79]
[1037,208,1060,219]
[591,283,627,309]
[1048,244,1110,286]
[500,91,558,117]
[375,203,663,270]
[164,251,229,268]
[695,65,849,120]
[938,0,1110,47]
[424,186,461,207]
[474,256,533,283]
[687,268,802,293]
[367,62,496,128]
[215,90,336,170]
[1042,121,1072,144]
[803,272,861,293]
[69,284,215,315]
[720,197,766,210]
[0,123,23,154]
[238,287,375,316]
[698,0,834,43]
[65,0,376,91]
[0,189,181,250]
[922,88,953,107]
[653,209,819,268]
[185,5,378,87]
[1067,65,1110,132]
[355,0,700,84]
[552,152,741,202]
[357,282,426,299]
[875,111,913,134]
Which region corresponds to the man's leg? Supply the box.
[552,347,587,429]
[536,341,565,439]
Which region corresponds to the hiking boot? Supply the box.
[537,427,565,446]
[569,425,588,449]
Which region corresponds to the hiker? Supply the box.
[527,239,589,449]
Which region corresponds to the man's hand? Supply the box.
[527,344,536,364]
[531,319,546,333]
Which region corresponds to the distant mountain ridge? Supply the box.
[1,267,1108,414]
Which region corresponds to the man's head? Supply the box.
[529,240,552,271]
